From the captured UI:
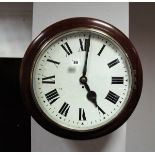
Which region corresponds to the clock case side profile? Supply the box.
[20,17,143,140]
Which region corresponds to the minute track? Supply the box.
[20,17,142,140]
[31,26,132,131]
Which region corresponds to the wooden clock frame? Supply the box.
[20,17,143,140]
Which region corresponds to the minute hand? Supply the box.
[82,36,90,77]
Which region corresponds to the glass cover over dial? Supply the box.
[32,29,132,131]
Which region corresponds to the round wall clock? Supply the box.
[20,17,143,140]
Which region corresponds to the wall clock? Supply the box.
[20,17,143,140]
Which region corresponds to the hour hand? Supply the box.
[87,90,105,115]
[79,76,105,115]
[87,90,97,106]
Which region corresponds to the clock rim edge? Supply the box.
[19,17,143,140]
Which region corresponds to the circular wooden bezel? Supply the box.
[20,17,143,140]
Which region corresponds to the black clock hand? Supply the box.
[82,36,90,77]
[80,35,104,115]
[80,77,105,115]
[87,90,105,115]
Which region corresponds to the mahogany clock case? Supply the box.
[20,17,143,140]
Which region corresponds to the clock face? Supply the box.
[31,29,132,131]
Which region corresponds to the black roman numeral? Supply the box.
[61,42,73,55]
[47,59,60,65]
[97,44,106,56]
[112,77,124,84]
[42,75,55,84]
[79,36,90,52]
[79,108,86,121]
[105,91,120,104]
[45,89,59,105]
[108,58,120,68]
[58,102,70,117]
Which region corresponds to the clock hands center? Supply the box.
[80,76,97,105]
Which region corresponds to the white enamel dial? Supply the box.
[32,29,132,131]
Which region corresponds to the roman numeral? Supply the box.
[79,36,90,52]
[97,44,106,56]
[79,108,86,121]
[108,58,120,68]
[45,89,59,105]
[42,75,55,84]
[105,91,119,104]
[61,42,73,55]
[47,59,60,65]
[112,77,124,84]
[58,102,70,117]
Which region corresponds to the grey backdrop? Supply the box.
[31,2,128,152]
[126,3,155,152]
